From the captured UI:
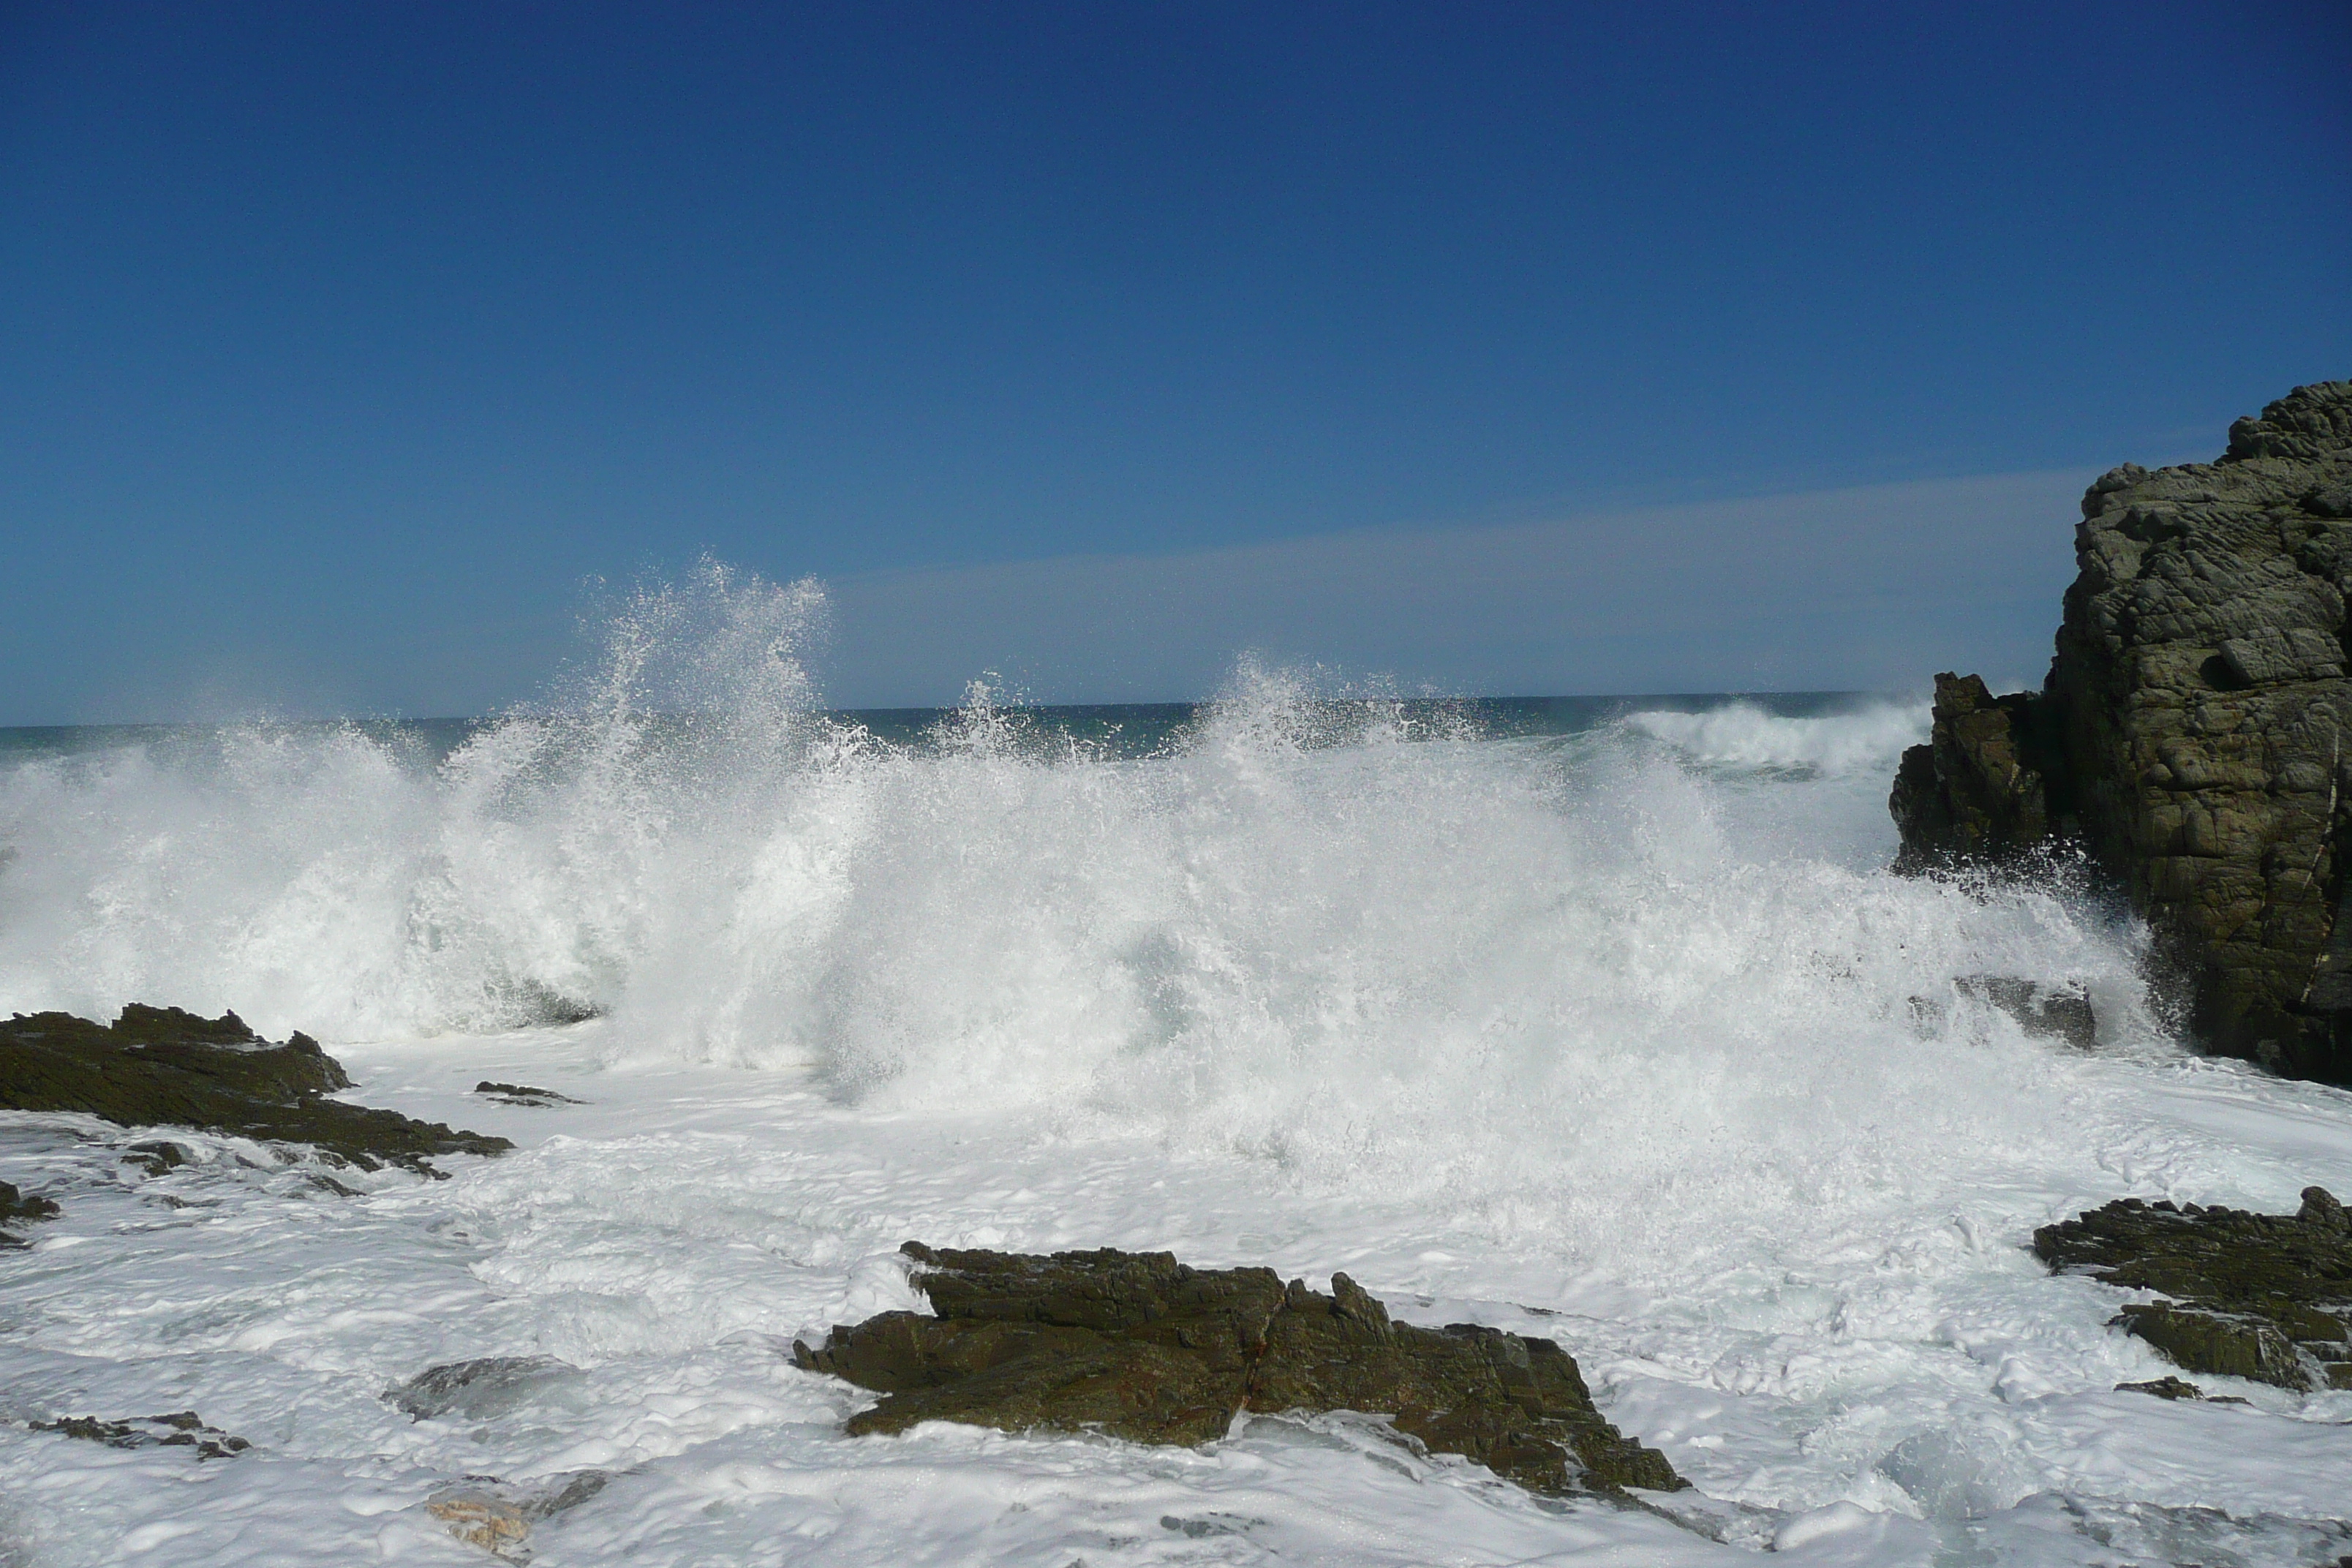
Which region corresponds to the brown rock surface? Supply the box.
[794,1242,1682,1497]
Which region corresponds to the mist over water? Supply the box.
[0,568,2160,1264]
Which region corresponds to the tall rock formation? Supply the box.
[1893,381,2352,1084]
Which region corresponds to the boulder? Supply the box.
[2034,1186,2352,1391]
[0,1005,510,1173]
[794,1243,1682,1497]
[1893,381,2352,1082]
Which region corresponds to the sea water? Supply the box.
[1,568,2348,1567]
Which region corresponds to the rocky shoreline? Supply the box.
[1893,380,2352,1084]
[795,1241,1684,1499]
[0,1003,510,1175]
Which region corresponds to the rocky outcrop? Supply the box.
[1890,673,2074,872]
[1893,381,2352,1082]
[2034,1187,2352,1391]
[794,1242,1682,1497]
[0,1004,510,1173]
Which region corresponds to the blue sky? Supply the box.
[2,1,2347,720]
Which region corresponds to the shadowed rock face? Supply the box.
[794,1243,1682,1497]
[2034,1187,2352,1391]
[1893,381,2352,1082]
[0,1005,510,1173]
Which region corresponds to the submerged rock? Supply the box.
[2035,1187,2352,1390]
[1892,382,2352,1083]
[1954,975,2098,1049]
[472,1081,581,1107]
[31,1409,250,1460]
[425,1470,608,1562]
[0,1005,510,1174]
[385,1356,580,1421]
[0,1180,60,1247]
[794,1243,1682,1497]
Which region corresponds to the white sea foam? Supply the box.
[1624,698,1928,777]
[3,565,2349,1566]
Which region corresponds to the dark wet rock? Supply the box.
[473,1081,581,1107]
[0,1006,510,1175]
[1955,976,2098,1049]
[121,1139,192,1177]
[794,1243,1683,1498]
[2115,1375,2204,1400]
[2112,1374,2249,1404]
[0,1180,60,1247]
[1891,382,2352,1083]
[1891,673,2075,873]
[426,1470,609,1561]
[31,1409,250,1460]
[2035,1186,2352,1390]
[387,1356,580,1421]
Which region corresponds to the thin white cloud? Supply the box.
[820,469,2094,705]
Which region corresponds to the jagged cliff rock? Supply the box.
[1888,672,2073,873]
[1893,381,2352,1083]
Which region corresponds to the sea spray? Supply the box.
[0,566,2163,1269]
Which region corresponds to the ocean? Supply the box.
[2,573,2349,1566]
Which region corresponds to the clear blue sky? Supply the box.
[3,1,2346,720]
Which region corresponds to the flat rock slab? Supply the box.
[795,1242,1682,1497]
[2035,1186,2352,1390]
[0,1004,510,1175]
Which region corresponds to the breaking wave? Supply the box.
[0,565,2163,1256]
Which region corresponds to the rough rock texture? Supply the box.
[0,1004,510,1173]
[1893,382,2352,1082]
[1890,673,2075,872]
[794,1243,1681,1497]
[2033,1186,2352,1391]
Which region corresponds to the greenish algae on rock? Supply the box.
[795,1243,1683,1498]
[0,1003,510,1175]
[2035,1187,2352,1390]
